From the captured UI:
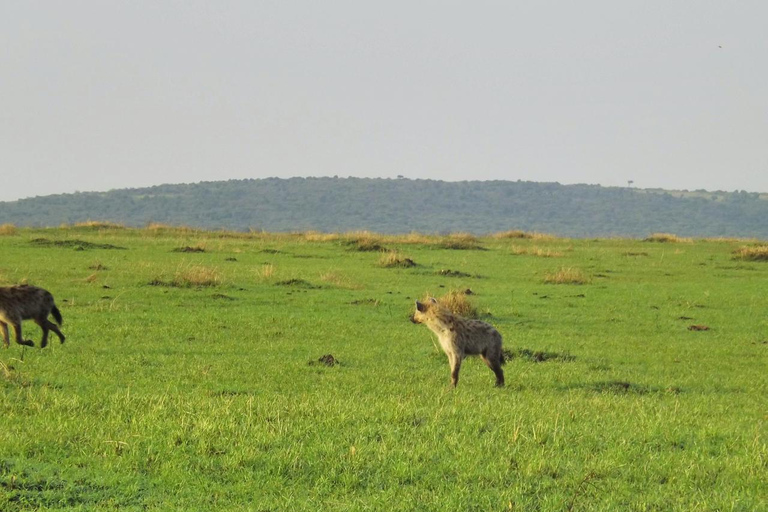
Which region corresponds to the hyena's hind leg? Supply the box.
[0,321,9,348]
[481,350,505,387]
[35,317,65,348]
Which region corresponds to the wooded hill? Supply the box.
[1,177,766,238]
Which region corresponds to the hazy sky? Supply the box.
[2,1,767,202]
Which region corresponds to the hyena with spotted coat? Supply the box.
[411,298,504,387]
[0,285,65,348]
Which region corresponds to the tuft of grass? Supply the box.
[732,245,768,261]
[378,251,416,268]
[493,230,554,240]
[319,271,361,289]
[437,233,485,250]
[343,232,387,252]
[74,221,126,230]
[275,278,319,289]
[644,233,693,243]
[150,263,222,288]
[0,223,18,236]
[303,231,341,242]
[510,245,564,257]
[397,232,435,245]
[543,267,591,285]
[493,229,533,239]
[429,289,479,318]
[172,245,207,253]
[255,264,276,280]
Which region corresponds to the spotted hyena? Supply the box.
[0,285,65,348]
[411,298,504,387]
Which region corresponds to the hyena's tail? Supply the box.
[51,305,63,326]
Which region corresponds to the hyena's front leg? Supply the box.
[448,353,462,388]
[11,321,35,347]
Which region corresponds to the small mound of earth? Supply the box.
[309,354,339,367]
[173,246,206,253]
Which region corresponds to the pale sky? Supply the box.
[2,1,767,202]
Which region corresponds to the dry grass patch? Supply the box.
[378,251,416,268]
[255,264,276,280]
[343,232,387,252]
[396,232,435,245]
[510,245,564,258]
[493,230,555,240]
[427,289,479,318]
[150,263,223,288]
[74,221,126,230]
[319,271,361,289]
[644,233,693,243]
[0,224,18,236]
[438,233,485,250]
[172,244,207,253]
[303,231,341,242]
[732,245,768,261]
[543,267,591,285]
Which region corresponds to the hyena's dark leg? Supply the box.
[481,352,505,387]
[0,321,9,348]
[48,320,65,344]
[448,354,462,387]
[35,318,50,348]
[11,321,35,347]
[38,318,65,345]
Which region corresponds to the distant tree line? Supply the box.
[1,177,766,238]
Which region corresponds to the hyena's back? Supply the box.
[0,285,65,348]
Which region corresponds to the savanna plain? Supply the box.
[0,224,766,511]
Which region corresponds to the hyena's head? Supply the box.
[410,298,452,326]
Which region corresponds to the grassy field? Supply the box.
[1,225,766,511]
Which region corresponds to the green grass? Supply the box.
[1,226,767,511]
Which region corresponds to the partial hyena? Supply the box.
[411,298,504,387]
[0,285,65,348]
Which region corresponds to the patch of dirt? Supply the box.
[688,325,710,331]
[30,238,126,250]
[350,298,380,306]
[591,380,648,394]
[211,294,236,300]
[172,246,205,253]
[275,279,319,289]
[309,354,339,367]
[89,263,109,270]
[503,348,575,363]
[586,380,682,396]
[437,240,486,251]
[436,269,473,278]
[224,257,238,262]
[345,240,387,252]
[678,316,694,320]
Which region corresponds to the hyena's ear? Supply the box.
[415,300,427,312]
[429,297,438,304]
